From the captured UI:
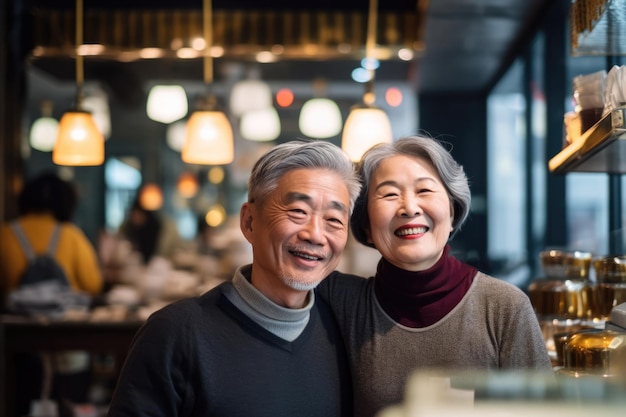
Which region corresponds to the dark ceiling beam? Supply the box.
[28,8,425,62]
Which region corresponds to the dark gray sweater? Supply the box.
[108,274,353,417]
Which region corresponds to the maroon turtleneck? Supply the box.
[373,245,477,328]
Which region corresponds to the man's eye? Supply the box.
[328,217,344,225]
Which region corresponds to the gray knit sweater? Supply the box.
[317,271,553,417]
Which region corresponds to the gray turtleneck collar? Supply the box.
[223,265,314,341]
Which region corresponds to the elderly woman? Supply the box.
[318,135,552,417]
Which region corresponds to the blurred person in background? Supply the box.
[118,197,182,265]
[317,136,552,417]
[108,140,361,417]
[1,171,103,298]
[0,170,104,417]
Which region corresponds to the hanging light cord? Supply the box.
[364,0,378,106]
[203,0,213,84]
[75,0,84,107]
[201,0,218,109]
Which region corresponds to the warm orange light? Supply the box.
[385,87,403,107]
[205,204,226,227]
[208,166,225,184]
[139,183,163,211]
[52,111,104,166]
[276,88,294,108]
[177,172,199,198]
[182,110,234,165]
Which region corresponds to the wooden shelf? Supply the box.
[548,107,626,174]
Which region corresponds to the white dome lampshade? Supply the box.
[166,120,187,152]
[83,94,111,139]
[298,98,342,139]
[182,110,234,165]
[240,107,281,141]
[52,110,105,166]
[30,117,59,152]
[146,85,188,124]
[341,104,392,162]
[229,79,273,117]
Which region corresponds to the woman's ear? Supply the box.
[365,227,374,245]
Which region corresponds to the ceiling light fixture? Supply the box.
[30,100,59,152]
[240,107,281,142]
[53,0,104,166]
[341,0,392,162]
[299,78,342,139]
[182,0,234,165]
[146,85,188,124]
[229,67,273,117]
[299,98,342,139]
[166,120,187,152]
[82,86,111,138]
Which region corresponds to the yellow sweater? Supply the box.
[0,213,103,295]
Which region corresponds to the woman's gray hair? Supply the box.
[351,135,472,247]
[247,140,362,213]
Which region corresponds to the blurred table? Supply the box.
[0,314,143,417]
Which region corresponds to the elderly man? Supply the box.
[108,140,361,417]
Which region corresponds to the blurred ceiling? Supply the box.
[17,0,555,100]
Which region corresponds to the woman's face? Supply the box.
[366,154,453,271]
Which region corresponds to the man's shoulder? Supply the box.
[151,282,229,321]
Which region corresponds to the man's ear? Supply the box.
[365,227,374,245]
[240,202,254,243]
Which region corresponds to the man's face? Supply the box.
[240,168,351,308]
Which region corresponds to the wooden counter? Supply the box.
[0,315,143,417]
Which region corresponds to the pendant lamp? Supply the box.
[182,0,234,165]
[240,107,281,142]
[299,78,342,139]
[230,76,273,117]
[299,98,342,139]
[146,85,188,124]
[53,0,104,166]
[82,87,111,139]
[341,0,392,162]
[30,100,59,152]
[166,120,187,152]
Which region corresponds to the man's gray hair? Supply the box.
[351,135,472,247]
[247,140,362,214]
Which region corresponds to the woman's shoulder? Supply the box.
[471,272,530,304]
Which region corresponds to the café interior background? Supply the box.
[2,0,625,286]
